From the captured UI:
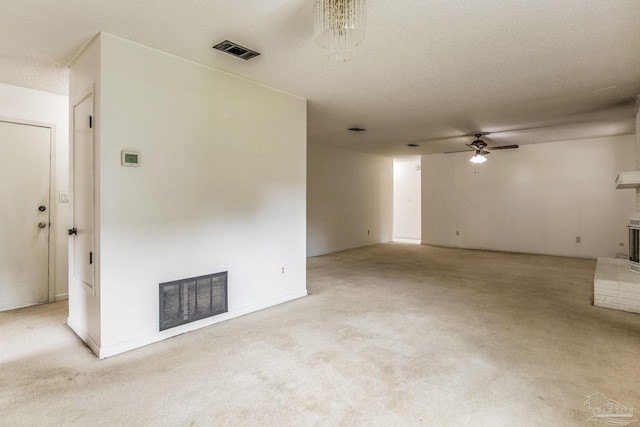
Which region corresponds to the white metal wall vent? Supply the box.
[213,40,260,60]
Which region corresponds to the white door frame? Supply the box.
[0,116,57,304]
[70,86,96,296]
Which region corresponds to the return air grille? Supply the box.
[159,272,228,331]
[213,40,260,60]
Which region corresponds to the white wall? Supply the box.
[0,82,69,301]
[70,34,307,357]
[393,157,421,242]
[307,144,393,256]
[421,135,635,258]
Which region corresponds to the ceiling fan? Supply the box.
[446,134,518,163]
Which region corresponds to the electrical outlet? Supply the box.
[368,229,370,235]
[576,236,581,243]
[456,230,459,236]
[620,242,624,247]
[280,266,285,276]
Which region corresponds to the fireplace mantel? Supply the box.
[615,171,640,189]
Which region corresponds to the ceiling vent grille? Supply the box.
[213,40,260,60]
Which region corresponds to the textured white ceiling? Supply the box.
[1,0,639,157]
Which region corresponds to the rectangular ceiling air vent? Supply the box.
[213,40,260,60]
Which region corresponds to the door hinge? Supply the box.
[89,251,93,265]
[89,116,93,128]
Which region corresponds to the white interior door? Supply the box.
[72,94,94,291]
[0,120,51,311]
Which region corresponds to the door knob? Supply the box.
[38,222,47,229]
[38,205,46,212]
[68,228,77,235]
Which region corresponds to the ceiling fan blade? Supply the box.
[486,144,519,151]
[443,149,474,154]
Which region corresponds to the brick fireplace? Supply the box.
[594,258,640,314]
[594,95,640,314]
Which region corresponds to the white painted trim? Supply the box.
[307,242,391,258]
[0,116,53,129]
[0,301,46,313]
[392,238,421,244]
[100,32,306,101]
[48,125,57,303]
[70,85,95,111]
[67,316,100,356]
[420,242,596,260]
[0,117,57,305]
[55,293,69,302]
[70,86,96,296]
[65,33,100,68]
[95,289,308,359]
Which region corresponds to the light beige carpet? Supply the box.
[1,243,639,426]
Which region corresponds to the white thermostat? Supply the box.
[121,150,140,167]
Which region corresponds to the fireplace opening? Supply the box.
[628,213,640,274]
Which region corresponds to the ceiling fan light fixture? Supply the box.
[314,0,367,62]
[470,152,487,164]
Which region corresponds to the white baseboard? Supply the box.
[421,242,596,260]
[67,316,100,357]
[94,289,308,359]
[307,241,392,258]
[392,238,421,244]
[55,293,69,302]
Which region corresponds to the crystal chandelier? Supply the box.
[314,0,367,63]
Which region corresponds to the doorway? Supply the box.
[0,119,54,311]
[392,157,421,244]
